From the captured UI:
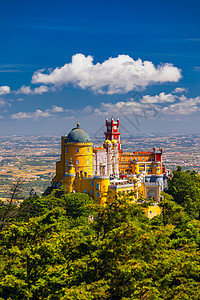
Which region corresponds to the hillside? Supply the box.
[0,167,200,299]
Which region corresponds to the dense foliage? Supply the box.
[0,168,200,299]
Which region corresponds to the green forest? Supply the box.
[0,167,200,299]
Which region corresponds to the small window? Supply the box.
[123,157,125,161]
[67,166,68,170]
[87,159,89,164]
[66,148,69,153]
[142,157,145,161]
[91,190,93,195]
[76,167,79,171]
[76,160,79,165]
[91,181,94,186]
[87,148,89,153]
[150,211,152,214]
[97,192,100,198]
[96,183,100,190]
[157,169,159,172]
[66,159,68,165]
[84,190,86,194]
[76,148,79,153]
[88,167,89,171]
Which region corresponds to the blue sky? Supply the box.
[0,0,199,136]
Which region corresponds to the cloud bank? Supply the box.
[11,109,51,119]
[32,54,182,94]
[10,92,200,120]
[94,94,200,116]
[15,85,50,95]
[11,105,65,119]
[162,95,200,115]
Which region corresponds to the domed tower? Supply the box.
[55,123,93,183]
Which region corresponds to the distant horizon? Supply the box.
[0,131,199,138]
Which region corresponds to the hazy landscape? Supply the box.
[0,133,199,201]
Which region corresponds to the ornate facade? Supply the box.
[54,119,166,217]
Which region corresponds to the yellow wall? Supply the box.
[62,169,110,205]
[143,206,161,219]
[65,142,93,175]
[54,136,93,183]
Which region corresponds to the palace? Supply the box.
[54,119,166,218]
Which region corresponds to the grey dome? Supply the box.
[66,123,91,143]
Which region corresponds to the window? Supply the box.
[97,192,100,198]
[87,159,89,164]
[96,183,100,190]
[76,167,79,171]
[84,190,86,194]
[76,148,79,153]
[88,167,89,171]
[91,190,93,195]
[67,166,68,170]
[157,169,159,172]
[66,148,69,153]
[123,157,125,161]
[66,159,68,165]
[91,181,94,186]
[142,157,145,161]
[150,211,152,214]
[87,148,89,153]
[76,160,79,165]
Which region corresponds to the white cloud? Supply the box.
[34,85,49,94]
[141,92,176,104]
[172,87,188,94]
[0,99,11,107]
[11,109,51,119]
[11,105,65,120]
[31,54,182,94]
[94,100,156,117]
[93,93,200,117]
[0,86,11,95]
[162,96,200,115]
[16,85,32,95]
[51,105,64,112]
[15,85,49,95]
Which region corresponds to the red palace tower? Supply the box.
[105,118,121,151]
